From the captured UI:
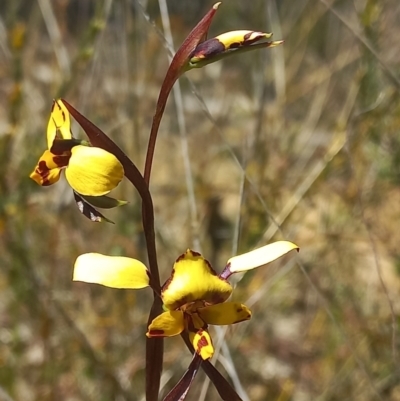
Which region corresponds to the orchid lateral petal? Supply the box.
[73,192,114,223]
[30,150,70,187]
[47,99,73,149]
[161,249,232,310]
[163,354,202,401]
[65,145,124,196]
[73,253,150,289]
[189,329,214,360]
[226,241,299,274]
[80,195,128,209]
[146,311,185,337]
[198,302,252,326]
[189,30,272,64]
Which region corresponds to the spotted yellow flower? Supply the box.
[73,241,299,359]
[188,30,283,69]
[146,249,251,360]
[31,99,124,195]
[30,100,126,222]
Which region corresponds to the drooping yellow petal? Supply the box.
[146,311,185,337]
[227,241,299,273]
[73,253,150,289]
[189,329,214,360]
[162,250,233,310]
[47,99,72,149]
[65,145,124,196]
[198,302,251,326]
[29,150,70,186]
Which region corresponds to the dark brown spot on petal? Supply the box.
[190,38,225,59]
[54,100,66,123]
[51,139,78,155]
[161,267,175,293]
[175,252,186,263]
[145,270,152,283]
[243,32,265,46]
[148,329,165,336]
[228,41,241,49]
[53,153,70,167]
[196,330,210,351]
[207,291,229,305]
[198,336,209,348]
[203,257,218,276]
[243,31,255,41]
[37,160,49,170]
[35,160,52,186]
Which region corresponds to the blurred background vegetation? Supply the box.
[0,0,399,400]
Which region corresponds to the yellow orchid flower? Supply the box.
[73,241,299,360]
[147,249,251,360]
[188,30,283,69]
[30,99,124,197]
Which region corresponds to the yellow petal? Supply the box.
[65,145,124,196]
[29,150,70,186]
[216,30,272,50]
[198,302,251,325]
[189,329,214,360]
[162,249,233,310]
[146,311,184,337]
[73,253,150,289]
[227,241,299,273]
[47,99,72,149]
